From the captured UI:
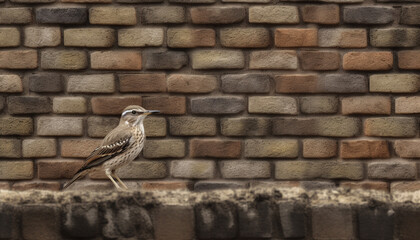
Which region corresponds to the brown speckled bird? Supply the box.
[63,105,160,190]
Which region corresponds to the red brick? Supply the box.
[119,74,166,93]
[341,140,390,159]
[167,28,215,48]
[398,50,420,69]
[38,160,84,179]
[91,96,142,115]
[140,181,192,191]
[91,51,141,70]
[275,28,317,47]
[299,51,340,70]
[343,52,393,71]
[391,182,420,193]
[275,74,319,93]
[12,182,60,191]
[221,28,269,48]
[302,5,339,25]
[142,96,186,115]
[190,139,241,159]
[395,140,420,158]
[0,50,37,69]
[303,138,337,158]
[342,96,391,115]
[61,139,101,158]
[340,181,388,192]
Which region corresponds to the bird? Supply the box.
[63,105,160,190]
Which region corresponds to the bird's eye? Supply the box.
[131,110,137,114]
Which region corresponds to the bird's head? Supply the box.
[120,105,160,126]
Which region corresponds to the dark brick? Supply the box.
[141,6,185,24]
[190,139,241,158]
[62,204,99,238]
[278,201,306,238]
[191,7,245,24]
[194,181,248,191]
[396,206,420,240]
[152,205,194,240]
[8,96,51,114]
[22,204,61,240]
[195,202,238,239]
[91,96,142,115]
[358,206,394,240]
[87,116,119,138]
[371,28,420,47]
[401,6,420,25]
[29,73,63,93]
[143,96,186,115]
[312,205,355,239]
[36,7,87,24]
[343,6,394,24]
[191,96,245,114]
[119,74,166,93]
[118,0,162,3]
[238,201,273,238]
[319,74,367,93]
[301,181,336,190]
[221,74,271,93]
[275,74,319,93]
[0,97,4,112]
[221,117,270,136]
[299,51,340,71]
[0,204,18,239]
[144,51,187,70]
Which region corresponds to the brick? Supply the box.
[142,96,185,115]
[41,50,87,70]
[0,50,37,69]
[343,6,394,24]
[144,51,187,70]
[29,73,62,93]
[368,161,416,180]
[398,51,420,69]
[167,28,215,48]
[302,5,339,25]
[144,117,166,137]
[250,50,297,70]
[358,206,394,240]
[301,181,335,190]
[38,160,84,179]
[87,116,119,137]
[92,161,167,179]
[0,28,20,47]
[300,96,338,114]
[119,74,166,93]
[12,0,54,2]
[238,201,273,238]
[318,28,367,48]
[195,202,237,239]
[364,117,417,137]
[167,74,217,93]
[401,6,420,25]
[391,182,420,192]
[191,50,244,69]
[0,8,32,24]
[221,117,270,137]
[169,117,216,136]
[343,52,393,71]
[322,74,368,93]
[61,139,101,158]
[275,74,318,93]
[341,140,390,159]
[191,139,241,159]
[370,74,420,93]
[24,27,60,48]
[245,139,298,158]
[37,117,83,136]
[8,96,51,114]
[142,7,185,24]
[22,205,60,240]
[0,75,22,93]
[0,117,33,135]
[91,51,141,70]
[395,96,420,114]
[195,180,248,191]
[23,139,56,158]
[370,28,420,47]
[395,140,420,158]
[342,96,391,115]
[222,74,270,93]
[275,28,317,47]
[119,28,164,47]
[312,205,354,239]
[143,139,185,158]
[63,0,112,2]
[0,182,10,190]
[67,74,115,93]
[62,204,99,238]
[91,96,142,115]
[299,50,340,70]
[0,204,18,239]
[273,117,360,137]
[171,0,215,3]
[221,160,270,179]
[191,7,245,24]
[278,202,306,238]
[303,138,337,158]
[249,96,298,115]
[0,161,33,179]
[341,181,388,191]
[171,160,216,179]
[275,161,363,180]
[191,96,245,114]
[90,7,136,25]
[13,182,60,191]
[222,0,269,2]
[221,28,269,48]
[64,28,115,47]
[0,139,21,158]
[395,207,420,240]
[36,7,87,24]
[249,6,299,24]
[152,206,194,240]
[141,181,192,191]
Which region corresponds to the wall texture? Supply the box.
[0,0,420,191]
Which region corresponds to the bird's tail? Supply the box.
[62,170,87,190]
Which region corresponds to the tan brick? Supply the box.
[119,74,166,93]
[343,52,393,71]
[67,74,115,93]
[0,8,32,24]
[221,117,270,137]
[89,7,137,25]
[167,28,215,48]
[0,28,20,47]
[0,161,33,180]
[190,139,241,159]
[169,117,216,136]
[167,74,217,93]
[340,181,388,192]
[191,7,245,24]
[53,97,87,114]
[220,160,270,179]
[300,96,338,114]
[319,29,367,48]
[41,50,87,70]
[0,75,22,93]
[87,116,119,138]
[142,6,185,24]
[395,140,420,158]
[119,28,164,47]
[245,139,298,158]
[0,50,37,69]
[142,96,185,115]
[38,160,84,179]
[141,181,192,191]
[22,139,56,158]
[37,117,83,136]
[0,139,21,158]
[144,117,166,137]
[248,96,298,114]
[364,117,417,137]
[275,74,318,93]
[370,74,419,93]
[171,160,215,179]
[398,50,420,69]
[370,28,420,47]
[64,28,115,47]
[0,117,33,135]
[249,6,299,24]
[275,28,317,47]
[12,182,60,191]
[368,161,416,180]
[250,50,297,69]
[302,5,339,25]
[143,139,185,158]
[303,138,337,158]
[91,51,141,70]
[24,27,61,48]
[91,96,142,115]
[221,28,269,48]
[191,50,244,69]
[91,161,167,179]
[341,140,390,159]
[299,50,340,70]
[61,139,102,158]
[342,96,391,115]
[395,97,420,114]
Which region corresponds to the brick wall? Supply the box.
[0,0,420,191]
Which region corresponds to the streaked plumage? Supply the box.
[63,105,159,190]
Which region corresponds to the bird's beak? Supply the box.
[145,110,160,115]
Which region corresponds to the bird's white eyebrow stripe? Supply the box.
[122,110,134,117]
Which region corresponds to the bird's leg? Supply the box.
[112,170,129,190]
[105,169,122,190]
